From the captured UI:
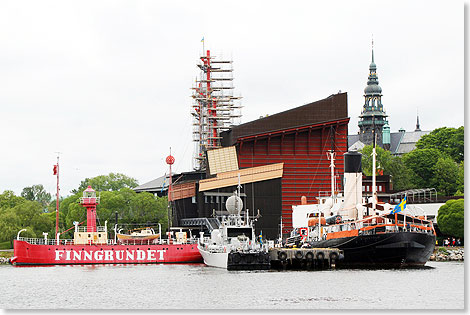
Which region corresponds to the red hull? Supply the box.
[12,240,202,265]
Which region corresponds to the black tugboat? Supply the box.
[289,151,436,268]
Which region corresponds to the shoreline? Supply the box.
[430,246,464,261]
[2,247,464,265]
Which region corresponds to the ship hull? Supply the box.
[11,240,202,265]
[197,245,228,268]
[310,232,436,268]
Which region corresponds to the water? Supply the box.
[0,261,464,309]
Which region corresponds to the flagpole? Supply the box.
[372,116,377,211]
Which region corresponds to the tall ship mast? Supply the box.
[191,49,242,170]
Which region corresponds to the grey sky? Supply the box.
[0,0,463,196]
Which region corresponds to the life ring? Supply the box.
[316,251,325,260]
[330,252,338,262]
[245,254,253,264]
[305,251,314,261]
[232,252,241,263]
[257,254,265,263]
[336,216,342,224]
[295,250,303,260]
[278,251,287,261]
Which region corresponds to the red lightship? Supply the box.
[11,156,202,265]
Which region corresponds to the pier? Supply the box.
[269,248,343,270]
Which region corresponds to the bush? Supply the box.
[437,199,464,238]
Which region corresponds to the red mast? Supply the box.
[165,149,175,229]
[53,156,60,238]
[191,46,242,170]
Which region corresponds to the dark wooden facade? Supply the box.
[170,93,349,239]
[222,93,349,236]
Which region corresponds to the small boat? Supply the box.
[116,227,160,243]
[197,188,270,270]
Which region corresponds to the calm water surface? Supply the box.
[0,261,464,309]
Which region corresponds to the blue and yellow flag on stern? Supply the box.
[391,196,407,214]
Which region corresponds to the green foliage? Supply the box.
[402,148,442,189]
[360,145,414,191]
[21,184,51,209]
[0,241,12,250]
[416,126,464,163]
[432,156,460,196]
[437,199,464,238]
[71,173,139,194]
[0,191,25,210]
[360,145,393,176]
[455,161,464,196]
[387,156,414,191]
[0,198,55,247]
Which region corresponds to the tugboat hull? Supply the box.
[310,232,436,268]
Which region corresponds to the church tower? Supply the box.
[358,42,389,148]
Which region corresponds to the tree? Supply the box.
[0,199,55,247]
[402,148,442,189]
[416,126,464,163]
[360,145,413,191]
[71,173,139,194]
[0,190,25,211]
[455,161,464,196]
[437,199,464,239]
[21,184,51,209]
[360,145,394,176]
[387,156,414,191]
[432,156,460,196]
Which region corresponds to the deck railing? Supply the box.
[75,226,107,233]
[317,215,435,240]
[17,236,199,246]
[16,237,115,245]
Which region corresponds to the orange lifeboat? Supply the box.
[308,217,326,226]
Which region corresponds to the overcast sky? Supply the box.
[0,0,464,196]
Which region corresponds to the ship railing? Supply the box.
[317,215,434,239]
[115,238,199,246]
[75,226,107,233]
[17,237,116,246]
[17,237,75,245]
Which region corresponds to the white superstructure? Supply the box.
[197,194,268,269]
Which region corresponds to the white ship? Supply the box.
[197,191,270,270]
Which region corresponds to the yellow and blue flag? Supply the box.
[391,196,407,214]
[201,37,204,42]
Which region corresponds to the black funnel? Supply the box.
[344,151,362,173]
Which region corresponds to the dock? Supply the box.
[269,247,343,270]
